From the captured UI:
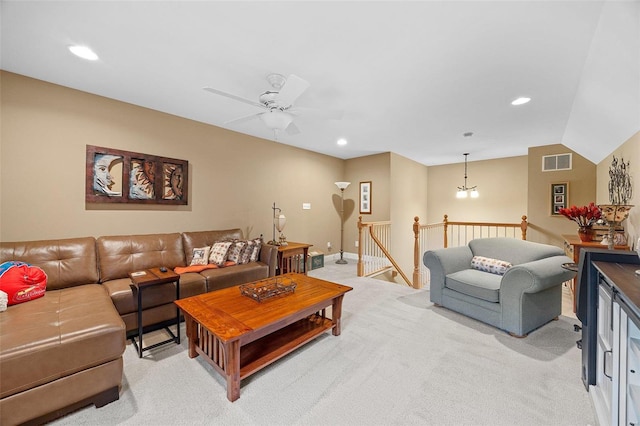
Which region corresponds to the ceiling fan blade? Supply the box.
[224,112,261,126]
[285,122,301,135]
[276,75,310,107]
[203,87,264,109]
[289,106,343,120]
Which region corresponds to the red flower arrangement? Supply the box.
[558,203,602,227]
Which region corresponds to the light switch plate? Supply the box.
[302,203,311,210]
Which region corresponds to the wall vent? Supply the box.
[542,153,572,171]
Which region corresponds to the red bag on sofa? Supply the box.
[0,261,47,305]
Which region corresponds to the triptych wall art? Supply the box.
[86,145,188,205]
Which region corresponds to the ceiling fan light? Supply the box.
[470,189,479,198]
[260,110,293,130]
[456,189,468,199]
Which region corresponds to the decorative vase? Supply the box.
[577,226,594,242]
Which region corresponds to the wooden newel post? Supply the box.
[520,215,528,240]
[443,214,449,248]
[412,216,422,289]
[357,215,364,277]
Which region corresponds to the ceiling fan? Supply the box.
[204,73,332,136]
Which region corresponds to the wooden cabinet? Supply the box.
[590,261,640,425]
[562,234,629,312]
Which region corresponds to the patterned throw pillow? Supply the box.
[238,240,254,264]
[209,241,233,266]
[227,240,246,263]
[190,246,211,266]
[249,237,262,262]
[470,256,512,275]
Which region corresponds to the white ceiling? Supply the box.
[1,1,638,166]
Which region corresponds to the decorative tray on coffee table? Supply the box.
[239,276,297,302]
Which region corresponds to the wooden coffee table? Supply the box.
[175,273,352,401]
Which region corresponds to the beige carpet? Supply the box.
[52,262,595,425]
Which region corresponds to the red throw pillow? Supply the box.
[0,261,47,306]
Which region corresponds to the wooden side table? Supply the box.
[277,242,312,275]
[562,234,630,313]
[129,267,181,357]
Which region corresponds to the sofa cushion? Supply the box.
[97,233,186,282]
[0,237,99,290]
[102,272,206,317]
[202,262,269,292]
[468,238,564,266]
[470,256,512,275]
[446,269,502,303]
[181,229,244,265]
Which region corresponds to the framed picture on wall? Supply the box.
[550,182,568,215]
[86,145,188,205]
[359,181,372,214]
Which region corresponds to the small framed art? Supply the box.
[359,181,372,214]
[550,182,568,215]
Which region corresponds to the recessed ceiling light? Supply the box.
[511,97,531,106]
[68,45,99,61]
[337,138,347,146]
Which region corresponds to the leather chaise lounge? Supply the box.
[0,237,125,426]
[0,229,277,425]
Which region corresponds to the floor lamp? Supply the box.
[334,181,351,264]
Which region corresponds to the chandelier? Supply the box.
[456,153,479,199]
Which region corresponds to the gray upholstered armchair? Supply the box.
[423,238,575,337]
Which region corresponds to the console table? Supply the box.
[129,267,181,357]
[277,242,312,275]
[562,234,629,312]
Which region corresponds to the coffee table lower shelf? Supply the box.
[189,313,333,400]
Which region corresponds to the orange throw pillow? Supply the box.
[174,261,237,274]
[174,264,219,274]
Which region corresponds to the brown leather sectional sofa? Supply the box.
[0,229,277,425]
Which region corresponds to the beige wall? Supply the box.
[426,156,528,224]
[0,71,345,254]
[597,131,640,250]
[342,153,391,256]
[3,70,636,277]
[527,144,597,246]
[390,152,428,279]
